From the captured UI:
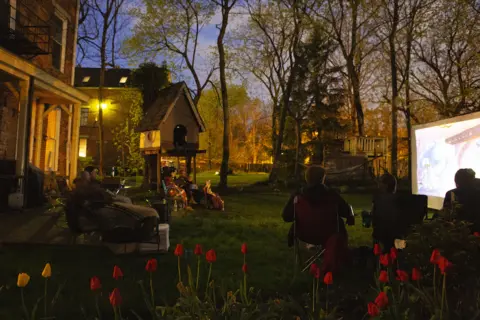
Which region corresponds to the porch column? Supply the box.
[69,104,81,185]
[66,105,73,178]
[157,152,161,193]
[34,102,44,167]
[15,77,34,200]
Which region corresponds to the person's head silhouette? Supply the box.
[379,173,397,194]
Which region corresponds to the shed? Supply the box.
[136,82,206,190]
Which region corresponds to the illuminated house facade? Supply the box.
[74,67,139,172]
[0,0,89,206]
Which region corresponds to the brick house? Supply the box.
[0,0,89,207]
[74,67,139,173]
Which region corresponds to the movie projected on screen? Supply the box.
[412,112,480,210]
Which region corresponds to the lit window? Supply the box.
[82,76,90,83]
[119,76,128,84]
[80,108,89,126]
[78,138,87,158]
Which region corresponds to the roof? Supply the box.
[136,82,206,133]
[74,68,133,88]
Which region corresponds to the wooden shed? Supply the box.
[136,82,206,190]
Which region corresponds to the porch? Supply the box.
[0,46,89,208]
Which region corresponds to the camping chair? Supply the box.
[372,193,427,251]
[293,195,341,273]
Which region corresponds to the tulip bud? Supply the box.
[17,273,30,288]
[42,263,52,278]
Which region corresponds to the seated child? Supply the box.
[204,180,224,211]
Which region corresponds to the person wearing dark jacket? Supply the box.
[371,173,399,252]
[282,177,354,240]
[443,169,480,232]
[282,166,354,273]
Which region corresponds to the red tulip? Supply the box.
[412,267,422,281]
[90,276,101,291]
[396,270,409,282]
[438,256,452,275]
[309,263,319,276]
[474,232,480,237]
[323,271,333,285]
[430,249,441,264]
[378,270,389,283]
[206,249,217,263]
[194,244,203,255]
[109,288,122,306]
[375,291,389,308]
[390,247,398,261]
[368,302,380,316]
[174,244,184,257]
[373,243,382,256]
[379,253,390,267]
[241,243,248,255]
[242,263,248,274]
[145,259,158,272]
[112,266,123,280]
[314,267,321,279]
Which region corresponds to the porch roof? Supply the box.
[0,47,89,104]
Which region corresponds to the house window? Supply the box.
[82,76,90,83]
[52,13,67,72]
[78,138,87,158]
[119,76,128,84]
[80,108,89,126]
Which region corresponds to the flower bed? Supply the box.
[6,220,480,319]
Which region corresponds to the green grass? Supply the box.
[0,174,374,319]
[195,171,269,187]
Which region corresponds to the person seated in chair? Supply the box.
[443,169,480,232]
[282,166,354,273]
[371,173,398,252]
[175,170,198,205]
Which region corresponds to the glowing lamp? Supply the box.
[100,103,107,110]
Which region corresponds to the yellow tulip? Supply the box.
[17,273,30,288]
[41,263,52,278]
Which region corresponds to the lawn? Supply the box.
[0,174,374,319]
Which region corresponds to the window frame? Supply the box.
[51,8,68,73]
[80,107,89,126]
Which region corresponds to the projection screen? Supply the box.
[412,111,480,210]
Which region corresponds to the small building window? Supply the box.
[82,76,90,83]
[80,108,89,126]
[52,13,67,72]
[119,76,128,84]
[78,138,87,158]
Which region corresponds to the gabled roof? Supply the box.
[136,82,206,133]
[74,68,133,88]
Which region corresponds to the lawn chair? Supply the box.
[293,195,342,273]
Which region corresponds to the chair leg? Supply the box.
[302,248,325,273]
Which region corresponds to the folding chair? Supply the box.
[293,195,341,273]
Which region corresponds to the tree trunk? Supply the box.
[98,19,108,176]
[347,59,364,136]
[405,27,413,187]
[389,0,400,177]
[294,119,301,179]
[271,99,278,157]
[217,2,233,189]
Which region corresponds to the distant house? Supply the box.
[136,82,206,186]
[74,67,141,173]
[0,0,89,208]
